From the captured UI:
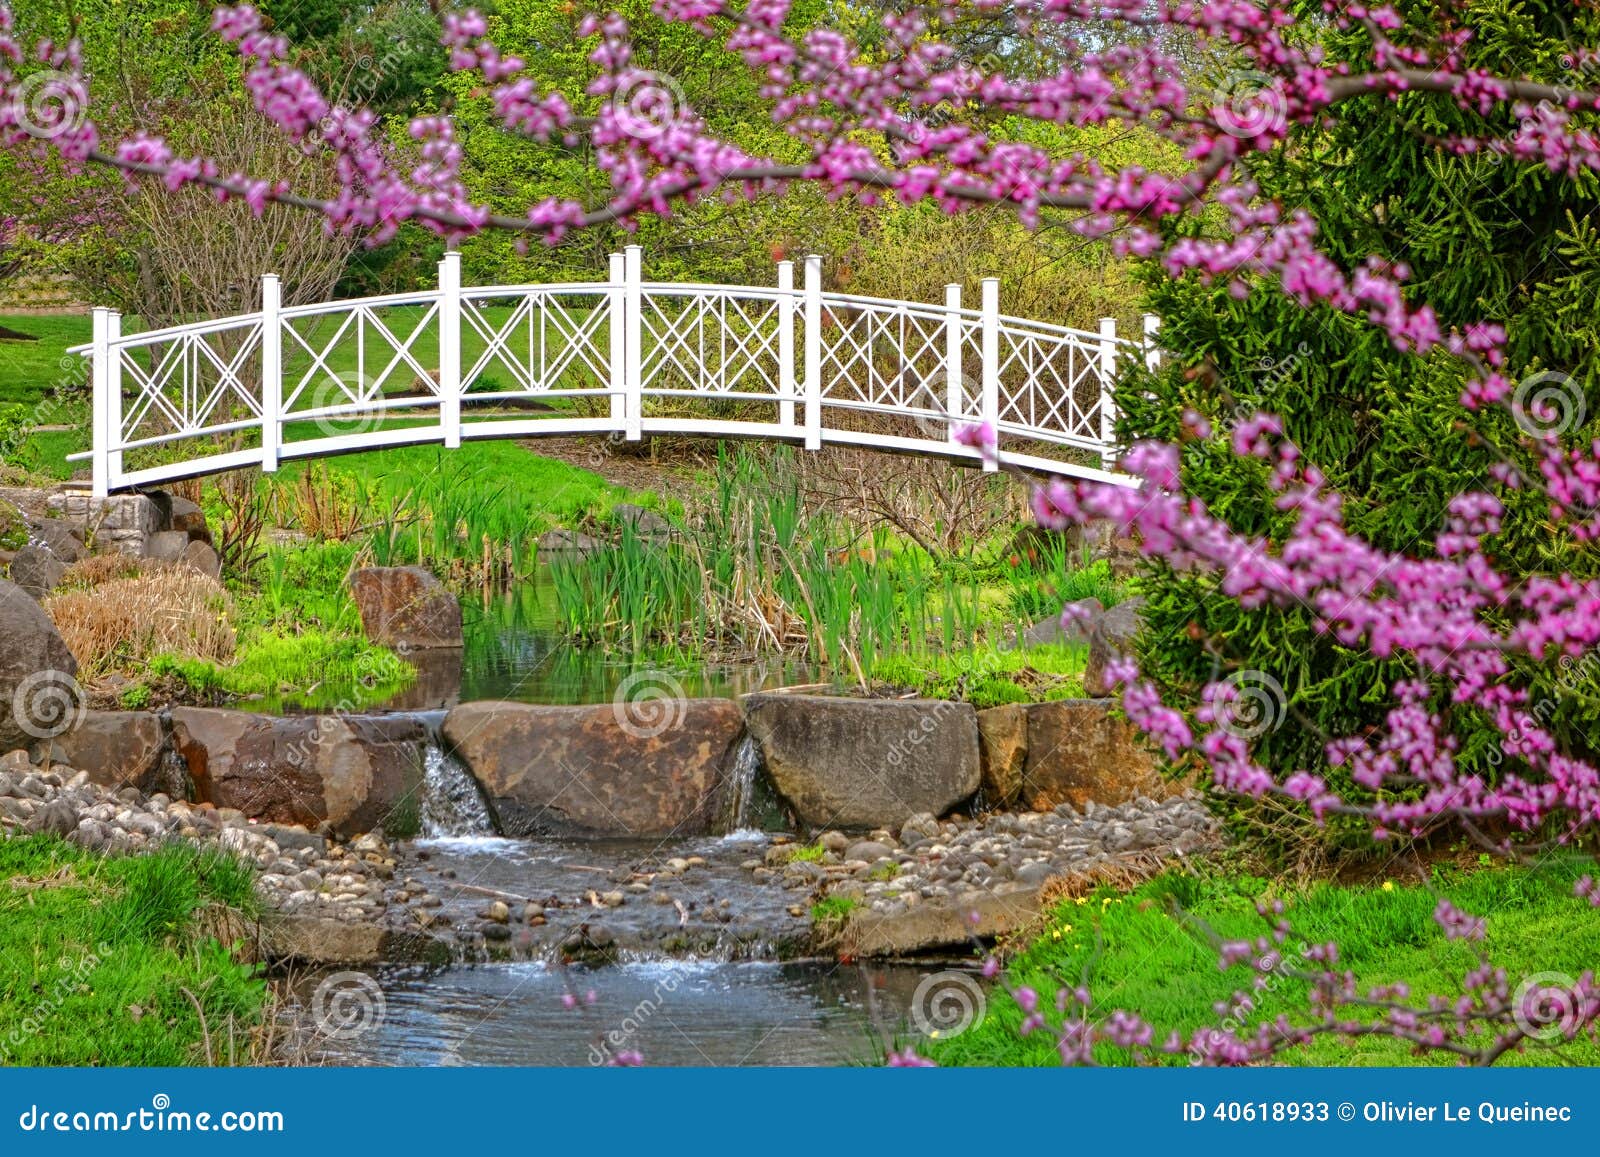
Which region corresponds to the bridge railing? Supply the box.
[72,248,1160,496]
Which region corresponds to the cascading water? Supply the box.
[419,740,496,838]
[721,733,764,836]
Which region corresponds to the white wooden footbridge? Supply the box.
[70,248,1159,496]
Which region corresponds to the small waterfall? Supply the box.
[721,734,763,835]
[420,742,496,838]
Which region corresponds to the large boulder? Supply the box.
[348,566,462,650]
[976,704,1028,807]
[9,544,66,598]
[1020,698,1178,812]
[0,577,80,752]
[441,699,744,837]
[742,694,980,830]
[46,493,162,557]
[169,708,427,838]
[38,710,166,791]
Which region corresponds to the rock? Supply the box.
[181,540,222,580]
[46,493,161,553]
[1083,596,1144,694]
[0,576,80,752]
[1020,699,1179,812]
[38,710,165,792]
[1023,597,1102,648]
[742,694,980,830]
[164,494,212,542]
[537,528,604,555]
[441,699,745,837]
[170,708,427,839]
[818,830,850,854]
[612,503,672,539]
[141,530,191,563]
[24,797,77,837]
[24,518,85,564]
[259,914,446,965]
[484,900,511,923]
[8,544,67,598]
[898,813,941,845]
[844,840,893,864]
[348,566,462,650]
[976,704,1028,807]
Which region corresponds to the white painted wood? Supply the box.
[1143,313,1161,372]
[944,283,962,443]
[1100,316,1120,470]
[625,245,643,441]
[91,308,110,498]
[260,274,282,471]
[777,260,796,431]
[438,252,463,449]
[980,278,1000,473]
[803,255,822,451]
[608,252,625,431]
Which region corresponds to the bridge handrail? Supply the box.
[71,246,1159,495]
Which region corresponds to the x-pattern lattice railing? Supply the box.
[71,247,1160,495]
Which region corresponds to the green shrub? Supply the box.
[1118,0,1600,858]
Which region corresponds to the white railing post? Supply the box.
[777,259,796,432]
[1143,312,1162,372]
[608,252,625,432]
[260,273,281,471]
[803,255,823,451]
[944,283,962,444]
[1099,316,1120,470]
[91,307,111,498]
[438,251,462,449]
[980,277,1000,473]
[624,244,643,442]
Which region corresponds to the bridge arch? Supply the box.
[71,248,1158,496]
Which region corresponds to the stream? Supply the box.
[271,571,972,1066]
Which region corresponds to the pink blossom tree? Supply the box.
[3,0,1599,1063]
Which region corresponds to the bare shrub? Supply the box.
[44,566,235,674]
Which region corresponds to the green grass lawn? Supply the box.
[0,834,269,1066]
[871,641,1090,707]
[929,863,1600,1067]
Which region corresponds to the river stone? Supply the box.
[1083,596,1144,694]
[38,710,165,791]
[182,539,222,580]
[170,708,426,839]
[348,566,462,650]
[24,517,85,563]
[0,577,80,752]
[142,529,191,563]
[1020,698,1178,812]
[441,699,744,837]
[537,528,603,555]
[976,704,1028,807]
[8,544,67,598]
[742,694,980,830]
[612,503,672,539]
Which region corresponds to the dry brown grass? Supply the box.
[44,565,236,674]
[55,552,148,591]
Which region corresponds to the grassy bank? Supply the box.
[870,642,1090,708]
[0,834,270,1066]
[929,863,1600,1067]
